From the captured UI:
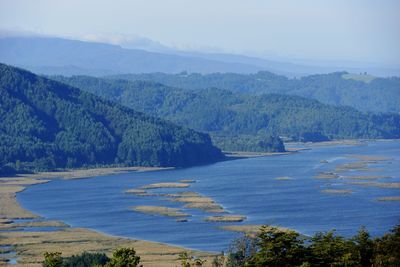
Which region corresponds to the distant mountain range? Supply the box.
[0,36,399,77]
[0,64,223,174]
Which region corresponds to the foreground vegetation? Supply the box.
[0,64,223,175]
[42,224,400,267]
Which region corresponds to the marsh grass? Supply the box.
[141,183,190,189]
[204,215,246,222]
[131,205,190,217]
[321,189,353,194]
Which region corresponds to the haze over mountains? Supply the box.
[1,36,399,77]
[1,35,399,173]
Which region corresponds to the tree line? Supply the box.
[41,224,400,267]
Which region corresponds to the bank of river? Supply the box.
[17,140,400,253]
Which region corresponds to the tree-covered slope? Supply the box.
[111,71,400,114]
[52,76,400,145]
[0,64,224,174]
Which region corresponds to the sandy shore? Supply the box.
[0,167,215,266]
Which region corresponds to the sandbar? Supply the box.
[141,182,191,189]
[204,215,246,222]
[166,192,226,213]
[314,172,339,179]
[343,175,391,180]
[179,179,196,183]
[321,189,353,194]
[131,205,190,217]
[376,196,400,201]
[346,155,392,161]
[274,176,293,181]
[348,182,400,189]
[335,162,369,172]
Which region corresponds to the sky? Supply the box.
[0,0,399,66]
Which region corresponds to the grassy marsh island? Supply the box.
[124,188,155,196]
[164,192,225,213]
[125,188,147,194]
[314,172,339,179]
[376,196,400,201]
[335,161,369,172]
[321,189,353,194]
[204,215,247,222]
[141,182,191,189]
[184,202,225,213]
[274,176,294,181]
[346,155,393,161]
[131,206,190,217]
[179,179,196,183]
[343,175,392,180]
[348,182,400,189]
[334,154,393,173]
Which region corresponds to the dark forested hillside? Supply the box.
[52,76,400,149]
[111,71,400,114]
[0,64,224,175]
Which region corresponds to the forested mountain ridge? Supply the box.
[110,71,400,114]
[0,64,224,175]
[52,76,400,147]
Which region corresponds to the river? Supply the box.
[18,140,400,252]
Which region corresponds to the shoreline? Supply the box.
[0,166,214,266]
[1,139,396,265]
[2,141,366,265]
[2,151,294,265]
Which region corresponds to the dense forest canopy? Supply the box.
[52,76,400,149]
[110,71,400,114]
[0,64,224,175]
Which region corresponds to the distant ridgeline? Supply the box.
[110,72,400,114]
[0,64,224,175]
[52,76,400,149]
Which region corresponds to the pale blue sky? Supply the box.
[0,0,399,65]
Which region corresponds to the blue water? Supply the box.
[18,141,400,252]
